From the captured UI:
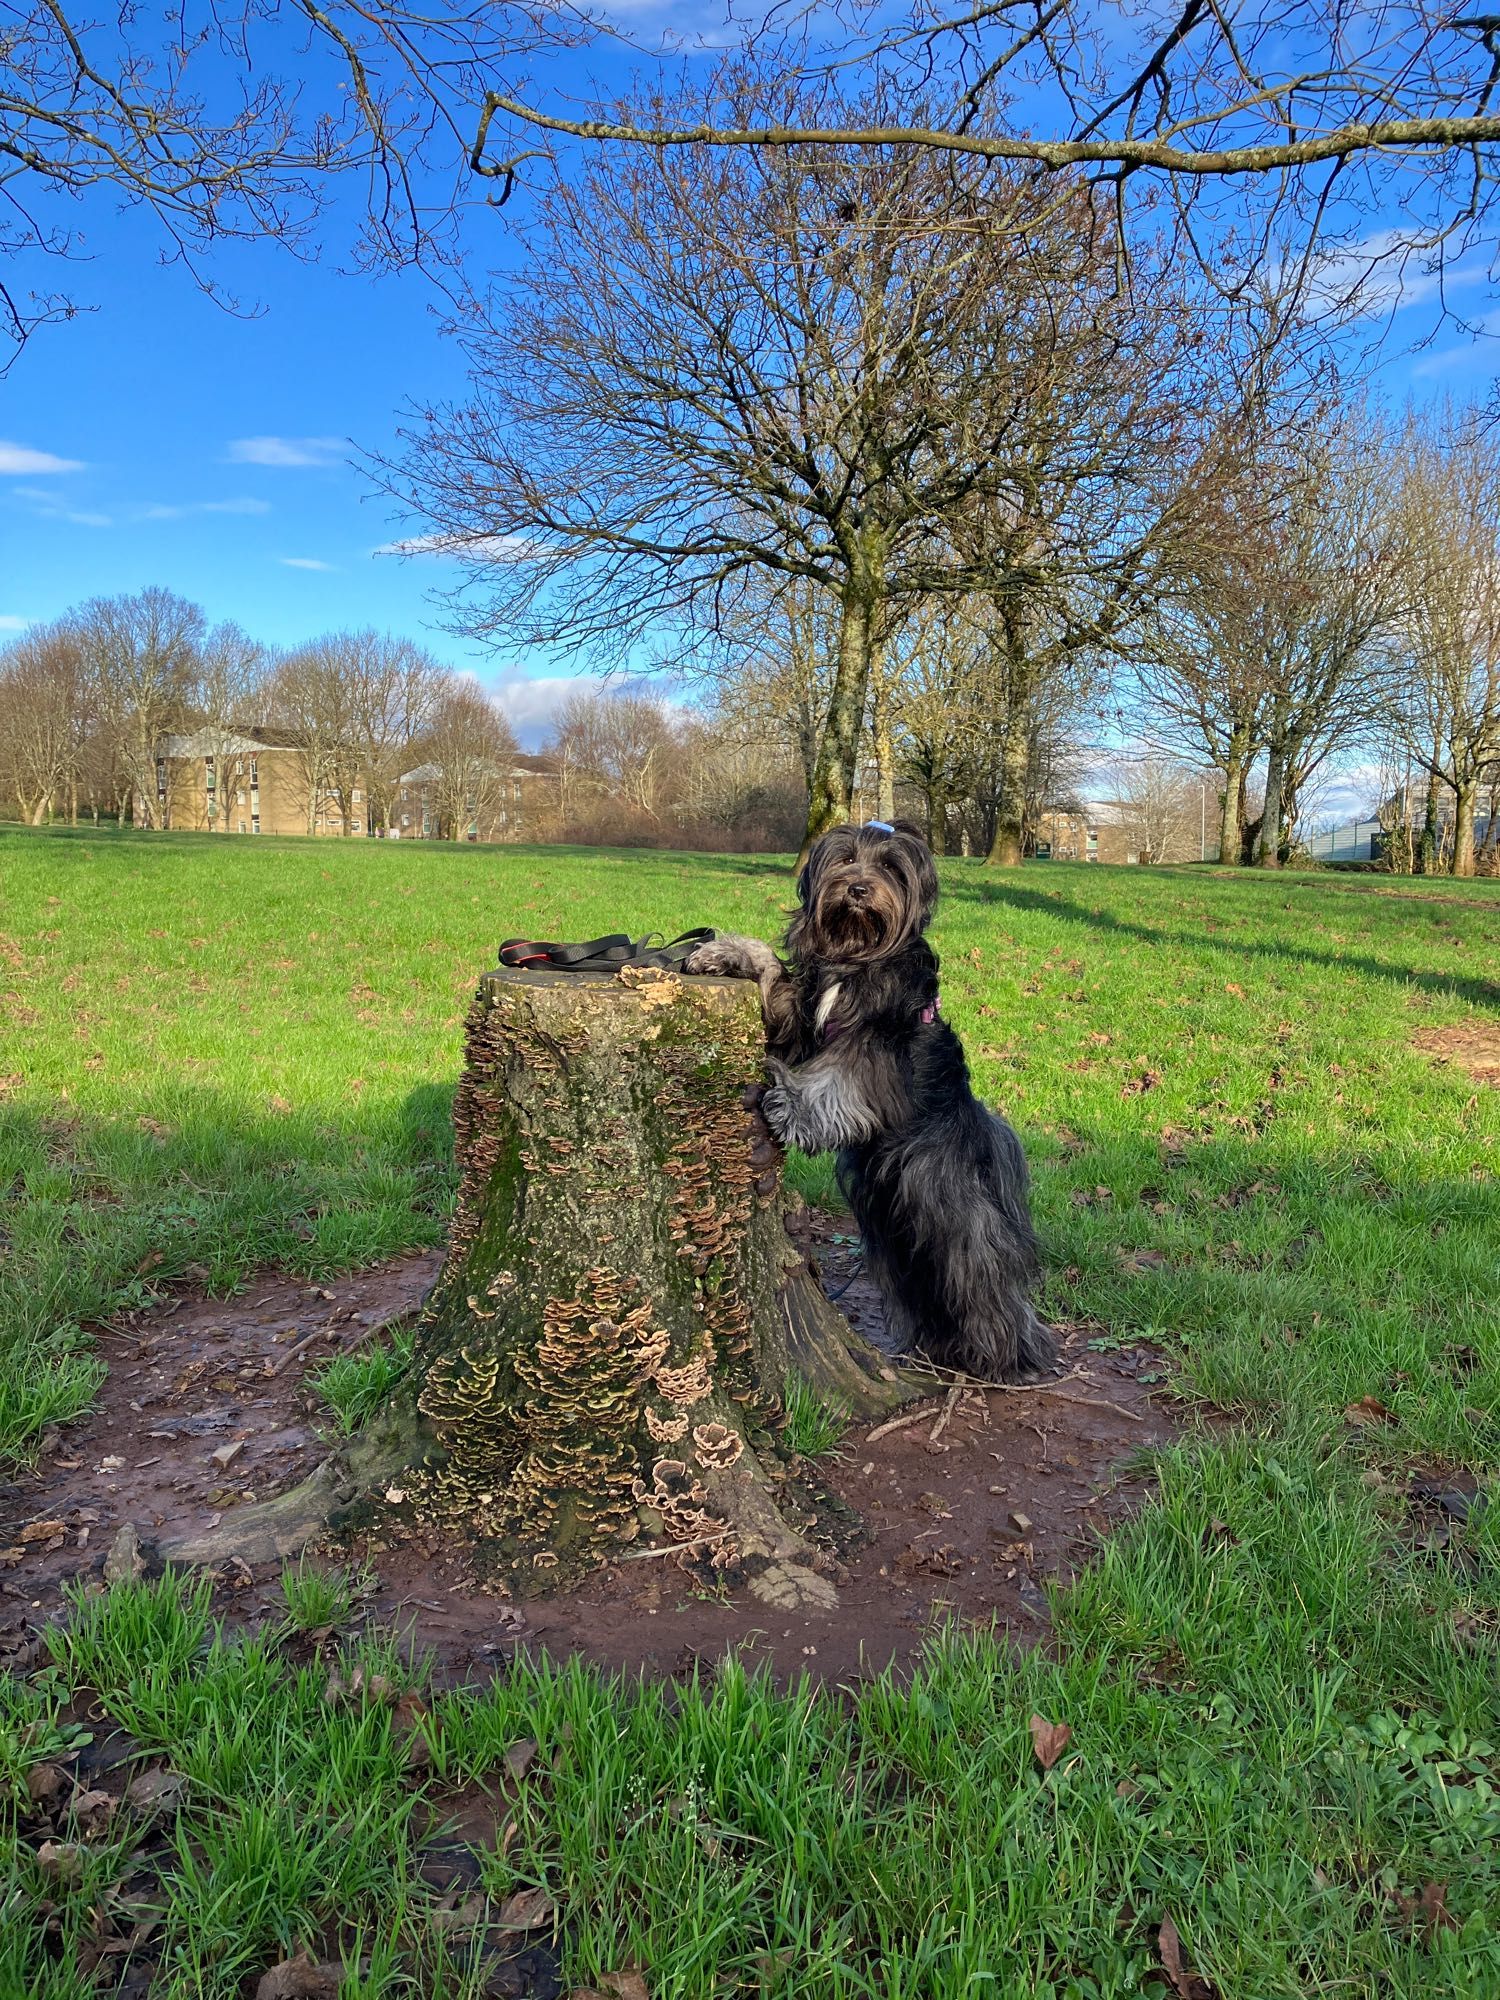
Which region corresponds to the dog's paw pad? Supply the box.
[748,1561,839,1612]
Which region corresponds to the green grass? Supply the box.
[2,823,1498,1996]
[782,1373,849,1460]
[311,1321,417,1437]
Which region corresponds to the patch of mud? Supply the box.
[1413,1022,1500,1085]
[1,1224,1177,1686]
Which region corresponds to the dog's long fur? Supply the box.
[687,819,1055,1382]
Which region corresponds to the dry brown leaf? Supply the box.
[495,1886,556,1931]
[503,1738,539,1783]
[1158,1914,1216,1999]
[36,1840,87,1880]
[1345,1396,1395,1427]
[124,1767,188,1814]
[1028,1713,1072,1771]
[24,1761,67,1805]
[253,1951,342,1999]
[596,1976,650,2000]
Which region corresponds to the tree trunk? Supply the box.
[1255,735,1287,868]
[984,702,1030,867]
[1452,780,1477,878]
[871,662,896,823]
[160,967,912,1593]
[927,788,947,855]
[1418,772,1441,875]
[1219,746,1246,867]
[804,573,879,854]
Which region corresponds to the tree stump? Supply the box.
[162,965,913,1594]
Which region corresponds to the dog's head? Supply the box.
[789,819,938,963]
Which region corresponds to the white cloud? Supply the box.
[1301,230,1490,319]
[225,435,346,468]
[138,497,274,521]
[373,531,547,560]
[0,615,30,632]
[62,510,112,528]
[280,557,337,571]
[0,441,85,476]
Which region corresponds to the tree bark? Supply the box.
[1255,731,1287,868]
[160,967,911,1593]
[1452,779,1477,878]
[1219,744,1247,867]
[804,571,879,853]
[984,701,1030,867]
[871,660,896,823]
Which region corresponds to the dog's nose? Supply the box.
[847,881,870,903]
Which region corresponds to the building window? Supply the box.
[238,820,247,834]
[512,781,522,802]
[250,756,259,787]
[252,814,260,834]
[352,788,363,803]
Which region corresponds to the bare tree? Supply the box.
[0,0,587,364]
[192,624,269,831]
[0,621,89,823]
[1385,410,1500,877]
[1108,755,1209,865]
[387,85,1224,852]
[78,589,202,828]
[551,690,682,831]
[345,633,448,834]
[417,683,519,839]
[269,637,362,835]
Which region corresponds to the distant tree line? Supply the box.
[0,590,812,852]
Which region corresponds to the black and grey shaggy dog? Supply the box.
[687,819,1055,1382]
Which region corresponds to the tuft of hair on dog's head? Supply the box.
[788,818,938,963]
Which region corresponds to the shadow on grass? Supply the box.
[947,875,1500,1011]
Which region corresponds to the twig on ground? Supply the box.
[866,1406,938,1444]
[928,1385,962,1445]
[619,1531,729,1561]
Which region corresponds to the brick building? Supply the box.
[142,729,358,837]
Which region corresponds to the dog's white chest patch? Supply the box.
[813,981,843,1037]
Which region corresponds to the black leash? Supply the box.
[498,927,716,974]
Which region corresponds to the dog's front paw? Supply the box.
[759,1084,793,1143]
[685,940,753,978]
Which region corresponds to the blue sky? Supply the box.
[3,27,1497,758]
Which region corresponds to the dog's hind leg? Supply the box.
[884,1152,1055,1383]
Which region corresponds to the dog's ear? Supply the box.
[890,818,929,848]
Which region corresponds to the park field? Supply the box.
[2,824,1498,1997]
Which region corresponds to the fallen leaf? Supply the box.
[24,1761,68,1805]
[134,1250,164,1277]
[124,1767,188,1815]
[36,1839,87,1881]
[254,1951,342,1999]
[68,1788,117,1830]
[1028,1713,1072,1771]
[495,1886,556,1931]
[1396,1881,1458,1937]
[503,1738,538,1783]
[19,1519,66,1547]
[1158,1914,1216,1999]
[1345,1396,1395,1427]
[598,1977,650,2000]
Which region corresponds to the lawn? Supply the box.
[2,824,1498,1998]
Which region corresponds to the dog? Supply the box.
[686,818,1055,1382]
